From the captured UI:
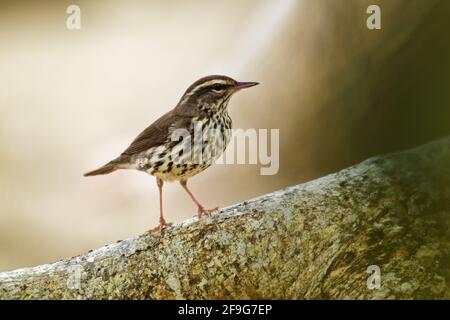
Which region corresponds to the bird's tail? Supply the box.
[84,162,119,177]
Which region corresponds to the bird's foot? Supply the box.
[148,219,173,234]
[197,206,219,218]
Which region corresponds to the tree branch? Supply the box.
[1,137,449,299]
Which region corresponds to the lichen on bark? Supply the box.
[0,137,449,299]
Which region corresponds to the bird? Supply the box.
[84,75,259,232]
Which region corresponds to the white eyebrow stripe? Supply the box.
[189,79,230,95]
[179,79,232,105]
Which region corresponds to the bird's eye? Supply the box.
[211,84,227,93]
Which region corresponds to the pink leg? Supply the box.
[149,178,172,233]
[180,179,218,217]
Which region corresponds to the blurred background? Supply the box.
[1,0,449,272]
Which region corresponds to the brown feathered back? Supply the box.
[121,110,193,157]
[122,110,175,156]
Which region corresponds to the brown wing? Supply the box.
[121,110,190,156]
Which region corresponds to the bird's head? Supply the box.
[177,75,259,113]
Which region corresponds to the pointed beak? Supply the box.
[233,81,259,91]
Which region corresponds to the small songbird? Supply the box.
[84,75,259,231]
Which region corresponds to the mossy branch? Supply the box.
[1,137,450,299]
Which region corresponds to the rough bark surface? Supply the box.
[1,137,449,299]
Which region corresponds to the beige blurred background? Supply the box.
[1,0,449,272]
